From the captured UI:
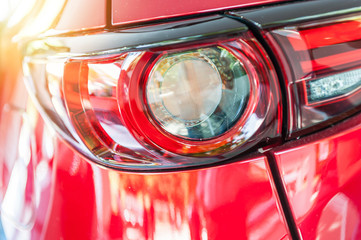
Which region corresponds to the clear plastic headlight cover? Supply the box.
[23,20,281,170]
[146,47,250,140]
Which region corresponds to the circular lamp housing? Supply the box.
[146,47,250,140]
[118,38,281,157]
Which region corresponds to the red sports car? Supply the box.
[1,0,361,239]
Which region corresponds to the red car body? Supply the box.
[1,0,361,239]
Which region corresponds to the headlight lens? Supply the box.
[146,47,250,139]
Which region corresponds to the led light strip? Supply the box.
[306,68,361,104]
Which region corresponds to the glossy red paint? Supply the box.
[0,110,288,239]
[49,0,287,32]
[3,0,361,239]
[112,0,286,26]
[273,113,361,239]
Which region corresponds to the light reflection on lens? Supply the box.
[160,58,222,123]
[146,46,250,140]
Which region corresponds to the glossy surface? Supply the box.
[0,3,289,238]
[273,113,361,239]
[112,0,286,26]
[117,37,281,159]
[146,46,245,140]
[24,18,282,170]
[0,108,288,239]
[38,15,248,53]
[230,0,361,28]
[3,0,361,239]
